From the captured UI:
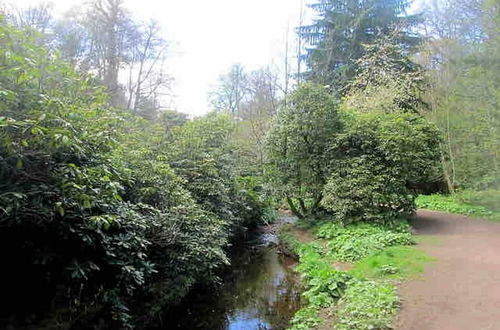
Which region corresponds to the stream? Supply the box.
[164,223,303,329]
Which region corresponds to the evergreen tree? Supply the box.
[299,0,421,94]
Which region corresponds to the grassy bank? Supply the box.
[416,190,500,221]
[281,219,433,330]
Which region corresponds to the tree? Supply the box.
[209,63,247,114]
[5,2,53,34]
[7,0,174,116]
[421,0,500,190]
[235,67,281,173]
[83,0,136,106]
[322,112,441,223]
[125,20,171,116]
[424,0,487,43]
[158,109,188,133]
[266,83,341,218]
[345,32,428,114]
[299,0,421,94]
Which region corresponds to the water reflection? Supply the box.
[164,246,302,330]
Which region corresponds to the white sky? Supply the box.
[12,0,306,116]
[11,0,426,116]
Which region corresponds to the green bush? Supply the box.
[322,112,441,223]
[335,280,399,330]
[168,113,266,233]
[315,222,414,262]
[296,243,352,307]
[322,156,415,223]
[266,83,342,218]
[416,193,500,220]
[289,306,323,330]
[0,21,231,327]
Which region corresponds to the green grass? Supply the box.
[414,235,442,246]
[350,246,434,280]
[282,220,433,330]
[457,189,500,212]
[416,193,500,221]
[315,221,414,262]
[334,280,398,330]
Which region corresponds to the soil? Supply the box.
[396,209,500,330]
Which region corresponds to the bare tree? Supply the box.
[209,63,247,115]
[239,67,281,170]
[125,20,171,114]
[425,0,487,43]
[6,2,53,33]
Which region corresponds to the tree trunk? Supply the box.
[286,196,303,219]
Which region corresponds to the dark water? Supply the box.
[164,242,303,330]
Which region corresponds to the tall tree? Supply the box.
[424,0,486,43]
[236,67,281,173]
[84,0,136,106]
[299,0,421,94]
[124,20,171,116]
[5,2,53,34]
[345,32,427,114]
[421,0,500,190]
[209,63,247,115]
[7,0,173,116]
[266,83,341,218]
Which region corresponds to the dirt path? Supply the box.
[396,210,500,330]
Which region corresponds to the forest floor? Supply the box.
[396,209,500,330]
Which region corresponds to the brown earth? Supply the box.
[396,209,500,330]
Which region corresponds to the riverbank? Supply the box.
[162,217,303,329]
[280,218,432,329]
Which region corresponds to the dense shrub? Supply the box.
[335,280,399,330]
[266,83,341,218]
[315,222,414,262]
[0,21,232,327]
[322,156,415,223]
[167,112,266,233]
[321,112,441,223]
[416,193,500,221]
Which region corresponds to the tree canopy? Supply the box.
[299,0,421,94]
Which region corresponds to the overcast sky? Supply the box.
[11,0,426,116]
[12,0,308,116]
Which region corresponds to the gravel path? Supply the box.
[396,210,500,330]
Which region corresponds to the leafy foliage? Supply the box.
[167,112,266,232]
[266,83,341,218]
[334,280,399,330]
[346,34,428,114]
[315,222,414,262]
[299,0,421,92]
[321,112,441,223]
[281,217,427,330]
[0,20,259,327]
[296,243,352,306]
[423,0,500,191]
[289,306,323,330]
[416,193,500,221]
